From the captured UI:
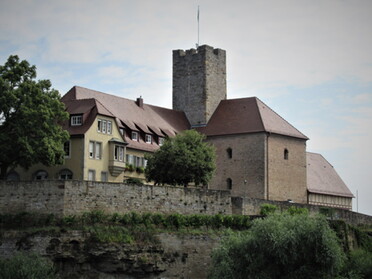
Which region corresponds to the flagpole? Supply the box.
[197,6,200,48]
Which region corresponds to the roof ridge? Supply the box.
[256,97,308,139]
[254,97,266,132]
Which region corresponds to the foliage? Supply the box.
[87,225,134,243]
[145,130,216,187]
[287,206,309,215]
[209,213,346,279]
[0,55,69,179]
[124,177,144,185]
[259,203,278,215]
[0,252,57,278]
[343,249,372,279]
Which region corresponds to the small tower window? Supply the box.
[227,148,232,159]
[284,149,289,160]
[227,178,232,190]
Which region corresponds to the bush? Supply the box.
[209,213,346,279]
[259,203,277,216]
[286,206,309,215]
[125,177,144,185]
[0,253,57,279]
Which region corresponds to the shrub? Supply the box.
[209,213,346,279]
[286,206,309,215]
[0,253,57,279]
[125,177,144,185]
[259,203,277,216]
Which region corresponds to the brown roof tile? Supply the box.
[307,152,354,198]
[197,97,308,139]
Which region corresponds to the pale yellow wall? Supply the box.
[83,115,125,182]
[308,193,352,210]
[14,137,84,180]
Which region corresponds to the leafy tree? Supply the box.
[145,130,216,187]
[209,213,346,279]
[0,55,69,179]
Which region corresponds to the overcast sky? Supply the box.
[1,0,371,215]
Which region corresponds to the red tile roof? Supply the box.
[62,86,190,150]
[307,152,354,198]
[197,97,308,139]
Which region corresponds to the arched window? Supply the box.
[227,178,232,190]
[284,148,289,160]
[6,171,20,181]
[34,170,48,180]
[226,148,232,159]
[59,169,73,180]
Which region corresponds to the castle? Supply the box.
[8,45,354,210]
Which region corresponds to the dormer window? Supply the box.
[145,134,152,144]
[159,137,165,146]
[71,115,82,126]
[132,131,138,141]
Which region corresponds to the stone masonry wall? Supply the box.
[63,180,232,216]
[0,180,65,216]
[173,45,226,126]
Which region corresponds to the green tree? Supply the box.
[209,213,346,279]
[0,55,69,179]
[145,130,216,187]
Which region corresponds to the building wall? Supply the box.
[173,45,226,126]
[13,137,84,180]
[267,134,307,203]
[206,133,267,199]
[83,115,126,182]
[308,193,352,210]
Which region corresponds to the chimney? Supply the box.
[136,96,143,108]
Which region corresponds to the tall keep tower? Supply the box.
[172,45,227,127]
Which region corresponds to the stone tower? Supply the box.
[172,45,227,127]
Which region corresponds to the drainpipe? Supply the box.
[266,132,270,200]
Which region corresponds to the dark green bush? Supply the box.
[0,253,57,279]
[259,203,277,216]
[125,177,143,185]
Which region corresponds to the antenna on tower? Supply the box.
[196,5,200,48]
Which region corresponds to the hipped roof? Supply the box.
[197,97,308,140]
[307,152,354,198]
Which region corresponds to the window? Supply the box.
[59,169,73,180]
[284,149,289,160]
[114,145,124,161]
[159,137,165,146]
[88,170,96,181]
[145,134,152,144]
[227,178,232,190]
[102,120,107,133]
[89,141,102,159]
[227,148,232,159]
[95,142,102,159]
[6,171,20,181]
[132,131,138,141]
[107,121,112,134]
[98,119,112,134]
[97,119,102,132]
[101,172,108,182]
[119,128,125,136]
[125,154,145,167]
[34,170,48,180]
[64,141,71,158]
[126,154,134,165]
[71,115,82,126]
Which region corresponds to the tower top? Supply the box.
[172,45,227,127]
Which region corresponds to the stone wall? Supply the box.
[172,45,226,126]
[63,180,232,216]
[0,180,65,216]
[0,180,231,217]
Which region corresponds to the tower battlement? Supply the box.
[172,45,226,127]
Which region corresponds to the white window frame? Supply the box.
[102,120,107,133]
[145,134,152,144]
[132,131,138,141]
[97,119,102,132]
[107,121,112,134]
[114,145,124,162]
[89,141,102,160]
[159,137,165,146]
[88,170,96,181]
[71,115,82,126]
